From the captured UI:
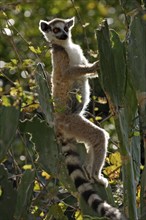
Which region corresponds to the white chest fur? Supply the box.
[64,42,88,66]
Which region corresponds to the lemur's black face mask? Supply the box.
[52,26,69,40]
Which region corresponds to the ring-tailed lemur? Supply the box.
[39,17,126,220]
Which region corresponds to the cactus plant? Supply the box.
[96,1,146,218]
[0,106,19,162]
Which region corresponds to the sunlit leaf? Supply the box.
[92,96,97,100]
[133,131,140,137]
[22,103,39,113]
[1,96,11,106]
[75,210,83,220]
[22,59,35,67]
[22,164,32,170]
[76,93,82,103]
[31,206,38,214]
[40,212,45,217]
[11,59,18,65]
[109,152,122,166]
[95,116,102,121]
[104,165,120,179]
[29,46,41,54]
[42,171,51,180]
[33,180,41,191]
[10,87,18,96]
[59,202,67,212]
[94,107,98,111]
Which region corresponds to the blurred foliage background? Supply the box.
[0,0,144,220]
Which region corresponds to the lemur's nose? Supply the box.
[59,33,68,40]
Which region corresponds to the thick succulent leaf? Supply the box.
[96,20,126,109]
[14,169,35,219]
[0,106,19,162]
[19,116,59,175]
[120,0,141,13]
[127,15,146,92]
[36,63,54,125]
[0,165,17,220]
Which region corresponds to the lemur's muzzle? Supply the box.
[58,33,68,40]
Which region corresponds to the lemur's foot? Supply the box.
[82,165,108,187]
[93,175,108,188]
[89,60,99,72]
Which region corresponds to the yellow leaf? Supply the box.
[89,118,94,123]
[40,212,44,217]
[109,152,122,166]
[92,95,97,100]
[31,206,38,214]
[34,180,41,191]
[76,93,82,103]
[95,116,102,121]
[3,12,7,17]
[59,202,67,212]
[97,2,108,16]
[42,171,51,179]
[104,165,120,179]
[22,103,39,113]
[94,107,98,111]
[10,87,18,96]
[22,164,32,170]
[29,46,41,54]
[11,59,18,65]
[75,210,83,220]
[1,96,11,106]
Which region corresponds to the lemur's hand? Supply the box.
[87,61,99,78]
[91,60,99,71]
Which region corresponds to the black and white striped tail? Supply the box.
[61,140,126,220]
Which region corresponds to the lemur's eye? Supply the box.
[53,27,60,33]
[64,26,68,32]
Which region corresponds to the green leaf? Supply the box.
[36,63,54,125]
[120,0,140,14]
[14,169,35,219]
[127,15,146,92]
[29,46,41,54]
[11,59,18,65]
[0,106,19,162]
[76,93,82,103]
[96,20,126,108]
[0,165,17,220]
[1,95,11,106]
[46,204,68,220]
[19,116,59,175]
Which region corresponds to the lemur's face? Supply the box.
[39,17,75,44]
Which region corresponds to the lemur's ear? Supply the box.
[39,20,51,32]
[66,17,75,28]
